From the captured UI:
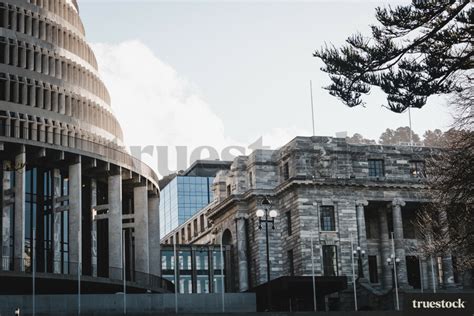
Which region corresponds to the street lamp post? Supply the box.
[353,245,365,279]
[220,232,225,313]
[256,196,278,311]
[387,232,400,311]
[350,233,358,311]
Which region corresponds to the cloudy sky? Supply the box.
[78,0,454,176]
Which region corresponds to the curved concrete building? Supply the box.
[0,0,168,293]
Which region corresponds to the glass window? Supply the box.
[197,275,210,293]
[287,249,294,276]
[212,250,225,293]
[195,249,209,293]
[283,162,289,180]
[368,255,378,283]
[410,161,425,177]
[368,159,384,177]
[179,275,192,294]
[161,250,175,270]
[320,206,336,231]
[322,245,338,276]
[286,211,292,236]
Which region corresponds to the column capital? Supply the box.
[356,200,368,207]
[392,198,406,207]
[235,212,249,221]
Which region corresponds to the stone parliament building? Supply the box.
[162,136,472,310]
[0,0,169,294]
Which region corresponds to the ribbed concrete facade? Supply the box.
[0,0,167,294]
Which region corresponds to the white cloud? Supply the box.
[92,40,301,177]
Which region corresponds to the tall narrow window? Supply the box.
[322,245,338,276]
[368,255,378,283]
[409,160,425,177]
[287,249,294,276]
[320,206,336,231]
[286,211,292,236]
[368,159,384,177]
[226,184,231,197]
[283,162,290,180]
[248,171,253,188]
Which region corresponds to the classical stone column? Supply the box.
[391,198,408,286]
[90,178,97,277]
[108,172,122,279]
[439,209,456,287]
[378,206,391,289]
[134,185,149,274]
[52,169,62,273]
[356,200,369,279]
[2,163,12,270]
[148,196,160,276]
[68,158,82,274]
[14,147,26,272]
[235,213,249,292]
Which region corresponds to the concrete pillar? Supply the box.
[148,195,160,276]
[30,82,36,107]
[52,169,62,273]
[90,178,97,277]
[2,162,12,270]
[235,213,249,292]
[391,199,408,286]
[356,200,369,279]
[378,206,391,289]
[134,185,149,274]
[108,173,122,279]
[13,147,26,272]
[68,158,82,274]
[438,209,455,287]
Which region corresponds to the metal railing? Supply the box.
[1,256,174,292]
[0,123,159,185]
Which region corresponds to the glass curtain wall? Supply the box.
[24,167,69,273]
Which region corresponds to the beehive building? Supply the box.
[0,0,168,293]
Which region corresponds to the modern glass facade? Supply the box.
[159,176,214,238]
[161,245,230,294]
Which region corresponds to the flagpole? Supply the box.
[310,80,315,136]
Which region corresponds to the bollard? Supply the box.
[14,307,20,316]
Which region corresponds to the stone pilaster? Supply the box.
[52,169,61,273]
[68,158,82,274]
[90,178,97,277]
[148,196,160,276]
[391,198,408,287]
[108,172,122,279]
[378,206,391,289]
[134,185,149,274]
[355,200,369,279]
[14,148,26,272]
[2,162,13,270]
[235,213,249,292]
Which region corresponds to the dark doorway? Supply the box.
[406,256,421,289]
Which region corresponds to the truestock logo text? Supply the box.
[405,294,473,316]
[129,137,271,177]
[412,299,465,309]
